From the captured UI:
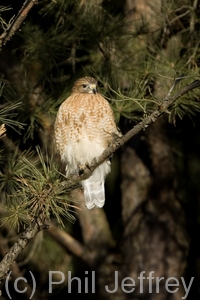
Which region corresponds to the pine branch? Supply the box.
[65,79,200,186]
[0,0,38,50]
[0,233,38,299]
[0,217,47,281]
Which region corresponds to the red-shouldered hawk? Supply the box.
[54,77,121,209]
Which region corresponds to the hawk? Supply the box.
[54,77,121,209]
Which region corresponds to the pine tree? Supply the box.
[0,0,200,299]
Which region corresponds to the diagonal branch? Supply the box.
[65,79,200,187]
[0,217,47,280]
[0,0,38,50]
[0,232,38,299]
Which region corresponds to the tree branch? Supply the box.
[65,79,200,187]
[0,217,47,281]
[0,232,38,299]
[0,0,38,50]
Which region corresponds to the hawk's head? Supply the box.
[72,77,97,94]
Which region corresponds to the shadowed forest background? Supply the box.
[0,0,200,299]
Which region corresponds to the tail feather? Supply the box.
[82,162,110,209]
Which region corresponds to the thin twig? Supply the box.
[0,0,38,49]
[190,0,198,32]
[165,74,185,99]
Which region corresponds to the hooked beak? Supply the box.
[92,88,97,94]
[89,84,97,94]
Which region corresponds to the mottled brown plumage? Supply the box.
[54,77,121,209]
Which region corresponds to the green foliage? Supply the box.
[104,80,159,123]
[0,82,24,131]
[169,78,200,124]
[1,148,76,230]
[0,101,24,132]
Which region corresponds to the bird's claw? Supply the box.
[78,163,91,175]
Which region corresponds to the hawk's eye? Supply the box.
[82,84,87,88]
